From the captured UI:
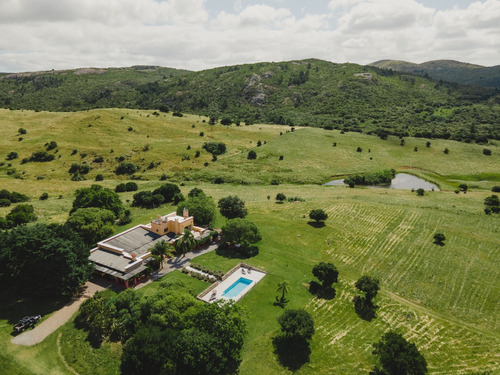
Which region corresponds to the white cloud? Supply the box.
[0,0,499,72]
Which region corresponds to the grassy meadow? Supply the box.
[0,108,499,374]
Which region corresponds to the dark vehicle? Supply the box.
[13,315,41,333]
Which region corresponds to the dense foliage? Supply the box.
[115,181,138,192]
[221,218,262,247]
[0,223,93,296]
[309,209,328,223]
[176,192,217,226]
[1,60,498,142]
[371,331,428,375]
[71,184,124,218]
[218,195,248,219]
[344,169,396,186]
[66,207,116,246]
[0,204,37,229]
[75,281,247,374]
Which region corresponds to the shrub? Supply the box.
[483,148,492,156]
[115,162,138,175]
[95,174,104,181]
[220,118,232,125]
[29,151,55,162]
[356,147,362,152]
[434,232,446,245]
[247,150,257,160]
[46,141,58,151]
[93,156,104,163]
[18,128,27,135]
[69,163,91,175]
[0,198,11,207]
[416,188,425,196]
[71,149,78,155]
[213,177,224,184]
[6,152,18,160]
[195,151,200,158]
[199,132,204,137]
[115,182,138,192]
[39,192,49,200]
[270,179,280,185]
[309,209,328,223]
[279,155,284,160]
[426,141,431,147]
[444,148,449,154]
[172,111,183,117]
[202,142,226,156]
[276,193,286,202]
[492,186,500,193]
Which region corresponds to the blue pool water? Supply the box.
[223,277,253,298]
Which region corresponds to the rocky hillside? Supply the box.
[0,59,499,141]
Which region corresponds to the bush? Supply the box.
[132,191,165,209]
[39,192,49,200]
[356,147,362,152]
[492,186,500,193]
[220,118,232,125]
[276,193,286,202]
[416,188,425,196]
[202,142,226,156]
[6,152,18,160]
[46,141,58,151]
[172,111,183,117]
[434,232,446,245]
[247,150,257,160]
[115,162,138,175]
[309,209,328,223]
[0,198,11,207]
[115,182,139,193]
[444,148,449,154]
[93,156,104,163]
[270,179,280,185]
[69,163,91,175]
[18,128,27,135]
[95,174,104,181]
[483,148,492,156]
[29,151,55,162]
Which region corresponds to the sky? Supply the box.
[0,0,499,73]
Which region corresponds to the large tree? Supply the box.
[71,184,124,219]
[218,195,248,219]
[355,275,380,301]
[152,183,181,203]
[312,262,338,289]
[371,331,427,375]
[176,194,217,226]
[222,218,262,248]
[66,207,115,247]
[0,223,93,297]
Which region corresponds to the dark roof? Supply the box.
[101,226,174,256]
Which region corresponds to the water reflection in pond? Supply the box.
[324,173,439,191]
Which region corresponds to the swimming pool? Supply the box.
[222,277,252,298]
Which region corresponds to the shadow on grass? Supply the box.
[273,297,289,308]
[307,221,325,228]
[215,244,259,259]
[433,241,445,246]
[353,296,377,322]
[0,291,71,336]
[273,335,311,371]
[308,281,336,300]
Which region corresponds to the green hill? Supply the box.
[1,59,499,142]
[370,59,500,88]
[0,108,499,374]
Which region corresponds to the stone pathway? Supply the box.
[11,281,108,346]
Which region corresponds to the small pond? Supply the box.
[324,173,439,191]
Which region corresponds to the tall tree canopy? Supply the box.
[71,184,124,218]
[221,218,262,247]
[371,331,428,375]
[218,195,248,219]
[66,207,116,246]
[176,194,217,226]
[0,223,93,297]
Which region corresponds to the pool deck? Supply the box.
[198,262,266,303]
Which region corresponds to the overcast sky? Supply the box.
[0,0,499,73]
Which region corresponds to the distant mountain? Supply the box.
[0,59,499,141]
[369,59,500,88]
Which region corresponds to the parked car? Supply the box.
[13,315,41,333]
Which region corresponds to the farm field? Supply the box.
[0,108,499,374]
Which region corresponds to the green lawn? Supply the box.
[0,109,499,374]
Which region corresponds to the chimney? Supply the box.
[157,214,161,221]
[183,207,189,219]
[131,253,137,261]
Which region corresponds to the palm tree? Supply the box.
[276,281,291,303]
[150,240,171,269]
[175,229,196,258]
